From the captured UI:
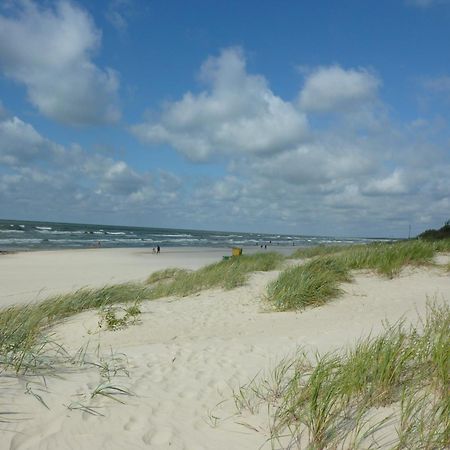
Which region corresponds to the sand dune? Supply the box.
[1,249,449,449]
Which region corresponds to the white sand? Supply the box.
[0,247,237,306]
[1,250,449,449]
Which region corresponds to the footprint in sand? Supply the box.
[142,428,173,446]
[124,414,147,432]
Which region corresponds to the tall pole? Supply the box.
[408,224,411,239]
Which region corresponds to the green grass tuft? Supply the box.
[269,239,448,311]
[291,244,348,259]
[0,283,149,372]
[267,257,351,311]
[145,267,189,284]
[233,302,450,449]
[147,252,284,298]
[335,240,436,278]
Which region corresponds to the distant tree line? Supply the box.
[418,220,450,240]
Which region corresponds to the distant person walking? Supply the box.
[157,245,160,254]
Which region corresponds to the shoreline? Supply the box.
[0,246,295,307]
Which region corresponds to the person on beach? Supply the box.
[157,245,160,254]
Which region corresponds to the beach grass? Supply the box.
[232,302,450,449]
[146,267,189,284]
[269,239,449,311]
[291,244,350,259]
[0,283,149,373]
[147,252,284,298]
[334,239,436,278]
[0,252,283,374]
[267,257,352,311]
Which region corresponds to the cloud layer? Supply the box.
[130,48,450,236]
[132,48,308,161]
[0,1,120,125]
[0,112,185,224]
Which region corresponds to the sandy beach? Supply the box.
[0,247,277,307]
[1,247,449,449]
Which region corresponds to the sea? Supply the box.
[0,219,393,251]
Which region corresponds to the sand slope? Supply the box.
[0,248,231,307]
[2,256,449,449]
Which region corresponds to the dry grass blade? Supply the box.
[91,382,133,404]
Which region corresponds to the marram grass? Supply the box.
[267,257,352,311]
[291,244,350,259]
[269,239,450,311]
[232,302,450,449]
[146,251,284,298]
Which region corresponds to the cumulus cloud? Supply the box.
[299,65,380,113]
[0,113,189,225]
[0,116,56,165]
[131,47,308,161]
[363,169,410,195]
[98,161,146,196]
[0,1,120,125]
[127,49,450,235]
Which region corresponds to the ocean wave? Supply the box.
[35,226,52,230]
[159,234,193,238]
[45,238,143,244]
[163,238,207,243]
[37,230,79,235]
[0,229,24,233]
[0,238,42,244]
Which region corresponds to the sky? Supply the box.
[0,0,449,238]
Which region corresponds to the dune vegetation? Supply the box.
[145,251,284,297]
[232,302,450,449]
[269,239,450,311]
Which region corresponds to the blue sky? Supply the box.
[1,0,449,237]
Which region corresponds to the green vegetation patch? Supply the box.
[232,303,450,449]
[0,283,149,373]
[418,219,450,240]
[270,239,450,311]
[335,239,436,278]
[267,257,352,311]
[291,244,349,259]
[146,267,189,284]
[147,251,284,298]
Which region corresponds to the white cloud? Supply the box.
[127,51,450,235]
[0,114,175,224]
[0,1,120,125]
[251,137,375,187]
[0,116,52,165]
[132,47,308,161]
[299,65,380,113]
[363,169,409,195]
[99,161,146,196]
